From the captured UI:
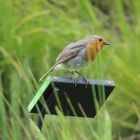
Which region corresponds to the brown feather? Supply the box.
[55,43,86,65]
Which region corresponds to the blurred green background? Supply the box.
[0,0,140,140]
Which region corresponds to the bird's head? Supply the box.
[86,35,111,51]
[85,35,111,61]
[96,35,110,46]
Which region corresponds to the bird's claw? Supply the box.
[72,78,77,86]
[82,77,89,88]
[71,77,89,88]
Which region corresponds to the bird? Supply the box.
[39,35,111,82]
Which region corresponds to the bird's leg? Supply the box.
[82,77,89,88]
[65,68,77,86]
[72,78,77,86]
[74,70,89,88]
[65,68,75,76]
[65,69,89,87]
[74,70,84,77]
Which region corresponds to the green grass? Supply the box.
[0,0,140,139]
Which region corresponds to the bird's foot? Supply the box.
[82,77,89,88]
[72,77,77,86]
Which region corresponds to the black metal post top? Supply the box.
[28,76,115,117]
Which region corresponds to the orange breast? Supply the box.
[86,42,99,61]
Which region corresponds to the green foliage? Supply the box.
[0,0,140,139]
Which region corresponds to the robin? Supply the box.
[39,35,111,82]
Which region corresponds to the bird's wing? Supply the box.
[55,41,87,65]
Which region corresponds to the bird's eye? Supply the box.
[99,38,102,42]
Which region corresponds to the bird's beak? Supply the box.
[104,40,111,45]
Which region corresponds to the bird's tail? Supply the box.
[39,65,55,82]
